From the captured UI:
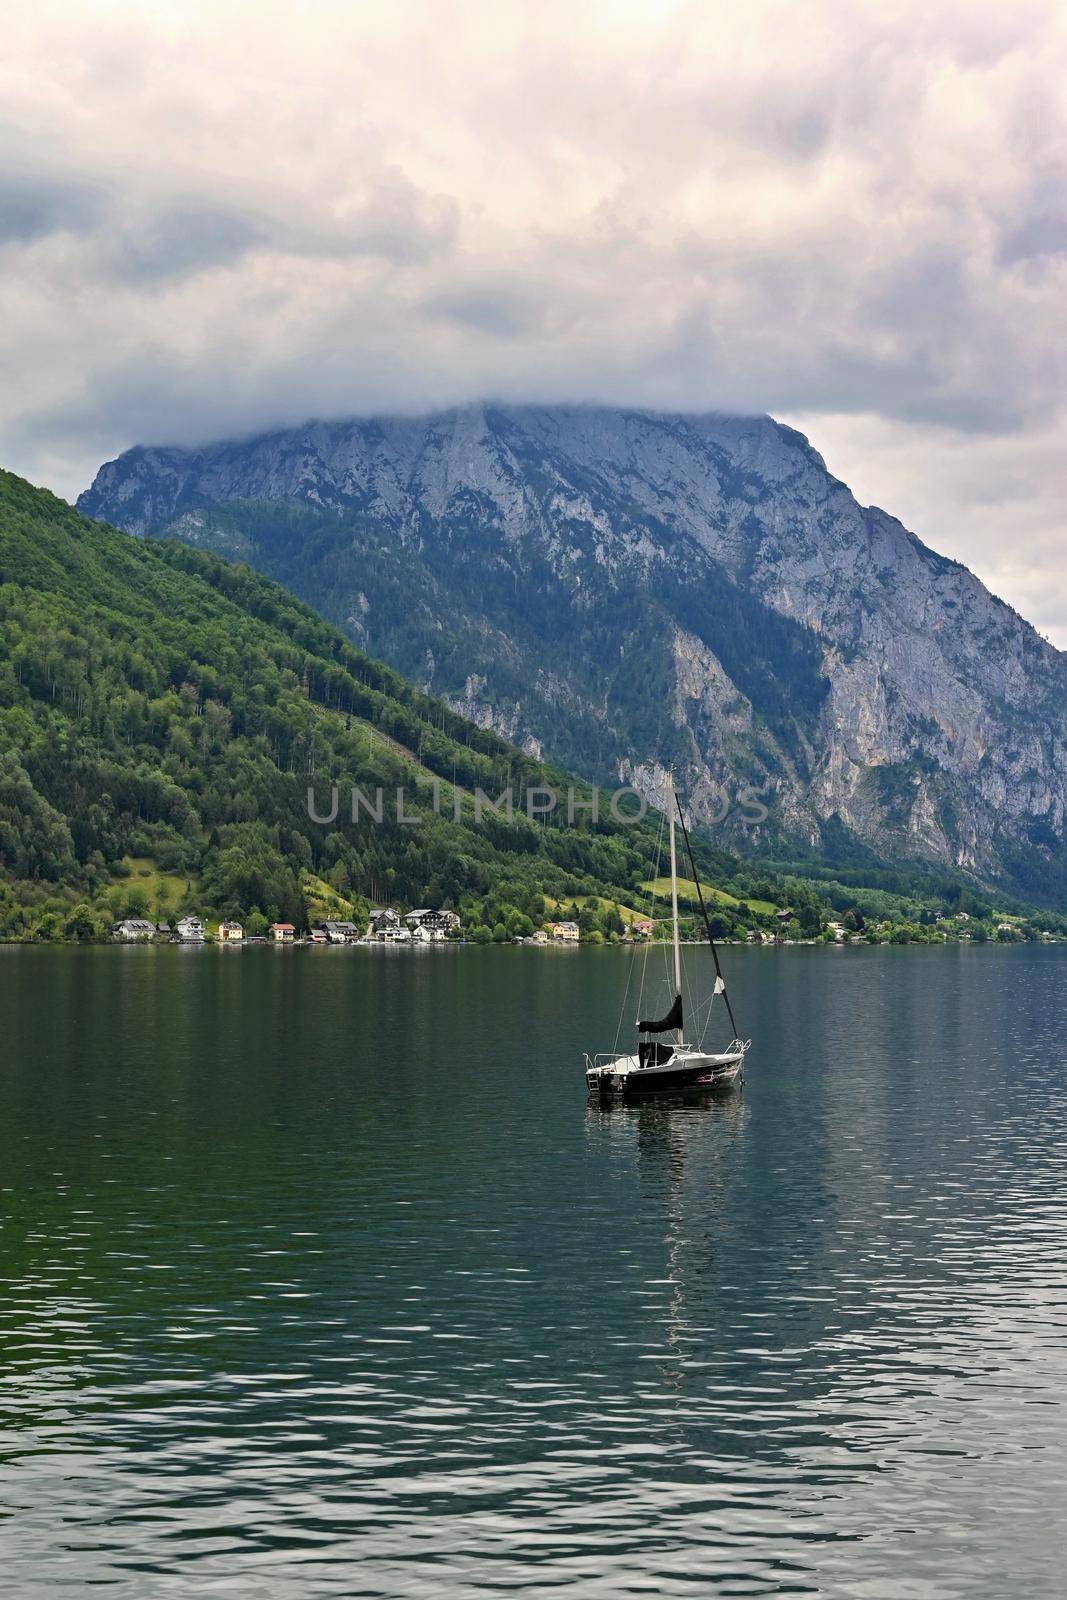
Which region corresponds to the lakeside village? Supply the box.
[103,902,1065,948]
[7,850,1067,948]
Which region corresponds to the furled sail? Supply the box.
[638,992,682,1034]
[638,1040,676,1069]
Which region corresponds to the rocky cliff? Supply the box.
[79,405,1067,899]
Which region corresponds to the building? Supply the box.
[369,909,411,941]
[270,922,296,942]
[406,910,452,942]
[550,921,580,943]
[176,916,205,943]
[308,928,329,943]
[405,909,459,936]
[632,918,654,938]
[218,920,244,943]
[323,920,359,943]
[111,918,156,941]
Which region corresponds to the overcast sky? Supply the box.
[3,0,1066,639]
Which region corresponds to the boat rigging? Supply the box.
[583,773,750,1100]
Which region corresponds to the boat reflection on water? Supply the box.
[585,1070,747,1168]
[585,1086,749,1389]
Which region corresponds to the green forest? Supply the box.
[0,470,718,940]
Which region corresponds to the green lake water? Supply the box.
[2,943,1066,1597]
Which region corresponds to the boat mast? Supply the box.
[673,790,742,1043]
[668,771,683,1047]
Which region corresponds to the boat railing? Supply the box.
[584,1053,623,1073]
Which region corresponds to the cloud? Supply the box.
[1,0,1066,634]
[0,170,102,244]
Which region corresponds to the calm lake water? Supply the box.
[2,944,1066,1597]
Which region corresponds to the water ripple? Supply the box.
[1,945,1066,1596]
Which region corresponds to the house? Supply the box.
[776,908,794,922]
[550,920,580,943]
[956,911,971,922]
[270,922,296,942]
[827,921,846,941]
[323,920,358,943]
[111,918,156,941]
[176,916,205,943]
[410,922,444,942]
[308,928,329,944]
[369,908,401,936]
[632,918,655,938]
[530,929,549,945]
[217,920,244,943]
[405,909,459,937]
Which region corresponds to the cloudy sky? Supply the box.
[3,0,1066,638]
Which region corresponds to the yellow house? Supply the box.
[218,920,244,943]
[550,920,580,942]
[271,922,296,942]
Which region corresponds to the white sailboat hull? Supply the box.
[585,1044,747,1098]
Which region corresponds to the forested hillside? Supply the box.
[0,470,699,939]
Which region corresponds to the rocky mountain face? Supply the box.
[79,405,1067,900]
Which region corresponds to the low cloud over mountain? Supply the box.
[3,2,1067,636]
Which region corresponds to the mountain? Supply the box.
[0,467,700,940]
[79,404,1067,905]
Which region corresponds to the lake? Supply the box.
[2,943,1066,1597]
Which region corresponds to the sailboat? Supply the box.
[584,774,750,1099]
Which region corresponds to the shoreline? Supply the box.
[2,937,1061,951]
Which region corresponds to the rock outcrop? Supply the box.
[79,404,1067,897]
